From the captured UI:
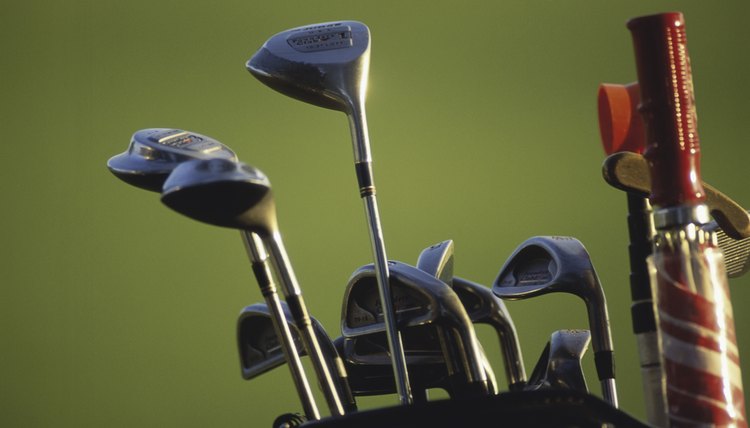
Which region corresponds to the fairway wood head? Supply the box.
[107,128,237,192]
[416,240,455,286]
[527,329,591,393]
[161,158,278,234]
[247,21,370,113]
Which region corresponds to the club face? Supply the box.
[160,158,276,232]
[107,128,237,192]
[247,21,370,112]
[238,303,338,380]
[237,303,306,379]
[493,236,599,300]
[338,262,448,376]
[416,240,455,286]
[494,236,615,371]
[341,261,488,396]
[342,261,465,337]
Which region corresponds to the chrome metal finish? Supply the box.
[265,233,347,416]
[247,21,412,405]
[238,233,321,420]
[653,204,710,229]
[361,196,412,404]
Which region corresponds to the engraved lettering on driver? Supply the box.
[287,28,353,52]
[165,134,204,148]
[297,22,343,32]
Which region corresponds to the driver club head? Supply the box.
[248,21,413,406]
[247,21,370,113]
[493,236,617,407]
[160,158,278,235]
[107,128,236,192]
[162,158,351,416]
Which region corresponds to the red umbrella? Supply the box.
[628,12,746,426]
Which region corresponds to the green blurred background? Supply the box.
[2,0,748,426]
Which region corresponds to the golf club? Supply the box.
[161,157,346,416]
[415,240,527,390]
[107,128,237,192]
[107,129,320,418]
[416,240,455,286]
[525,329,591,394]
[247,21,412,405]
[493,236,618,407]
[341,260,490,398]
[237,302,357,412]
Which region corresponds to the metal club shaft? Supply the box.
[264,233,347,416]
[241,231,321,420]
[349,104,413,405]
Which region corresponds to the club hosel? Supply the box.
[241,231,277,297]
[347,99,372,165]
[584,286,615,377]
[241,231,267,263]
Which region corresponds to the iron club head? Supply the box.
[416,240,455,286]
[526,329,591,394]
[493,236,618,407]
[342,261,490,398]
[237,302,357,412]
[415,240,526,390]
